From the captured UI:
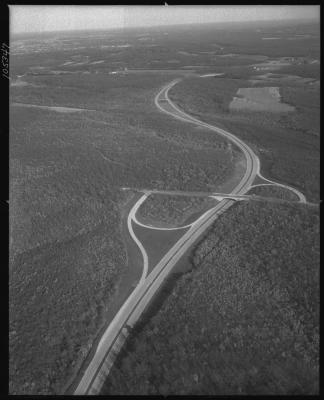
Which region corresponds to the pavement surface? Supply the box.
[72,78,306,395]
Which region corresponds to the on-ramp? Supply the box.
[72,78,282,395]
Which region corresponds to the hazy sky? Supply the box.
[10,5,319,34]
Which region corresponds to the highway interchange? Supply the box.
[73,78,306,395]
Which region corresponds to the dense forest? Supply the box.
[10,18,319,395]
[247,185,299,201]
[9,69,234,394]
[137,194,217,227]
[102,201,319,395]
[169,73,320,201]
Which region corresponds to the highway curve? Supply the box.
[72,78,302,395]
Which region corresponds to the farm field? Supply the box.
[10,16,319,395]
[229,87,295,112]
[99,17,319,396]
[168,72,320,201]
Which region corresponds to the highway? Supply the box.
[73,78,305,395]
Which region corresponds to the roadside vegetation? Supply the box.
[10,18,319,395]
[9,105,129,394]
[169,73,319,201]
[9,59,233,395]
[102,201,319,395]
[137,194,217,228]
[247,185,299,202]
[132,223,189,274]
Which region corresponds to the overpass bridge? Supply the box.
[121,187,254,201]
[120,187,317,205]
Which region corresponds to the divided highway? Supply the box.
[72,79,267,395]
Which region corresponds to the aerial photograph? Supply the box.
[9,5,319,395]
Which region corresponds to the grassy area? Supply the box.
[102,201,319,395]
[132,223,189,274]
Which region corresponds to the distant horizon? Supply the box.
[10,5,319,35]
[10,15,320,38]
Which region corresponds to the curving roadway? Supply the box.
[72,78,306,395]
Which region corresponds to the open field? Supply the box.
[229,87,295,112]
[168,72,319,201]
[99,19,319,395]
[102,201,319,395]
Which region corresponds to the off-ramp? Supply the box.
[72,78,305,395]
